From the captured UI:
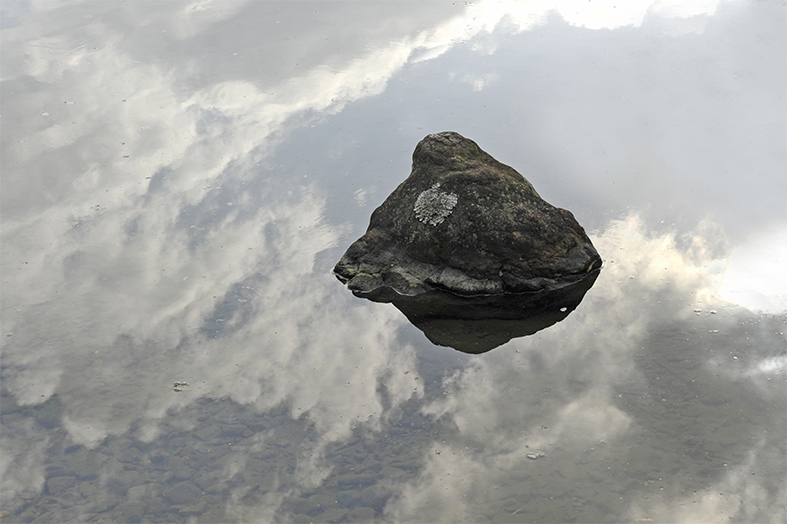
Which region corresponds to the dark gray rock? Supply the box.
[163,480,202,506]
[106,469,141,496]
[334,132,601,349]
[358,485,390,512]
[168,456,192,480]
[334,132,601,300]
[32,395,62,428]
[32,510,66,524]
[119,446,143,464]
[67,449,105,479]
[195,424,220,441]
[350,507,377,521]
[113,500,147,522]
[86,493,120,513]
[46,475,76,494]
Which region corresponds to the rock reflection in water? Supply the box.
[353,269,600,353]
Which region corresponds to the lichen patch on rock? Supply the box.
[413,183,458,226]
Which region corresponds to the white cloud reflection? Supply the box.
[720,222,787,313]
[1,0,783,521]
[385,215,785,523]
[628,443,784,523]
[1,0,439,505]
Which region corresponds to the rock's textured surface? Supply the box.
[334,131,602,301]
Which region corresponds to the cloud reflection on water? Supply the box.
[384,215,785,523]
[3,0,454,502]
[3,0,720,411]
[1,0,785,522]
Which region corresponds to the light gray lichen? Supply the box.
[414,183,458,226]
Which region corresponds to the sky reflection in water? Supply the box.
[1,1,785,523]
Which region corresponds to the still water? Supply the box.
[1,1,785,523]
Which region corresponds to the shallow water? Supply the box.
[1,1,785,523]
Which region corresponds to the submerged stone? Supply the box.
[334,131,602,350]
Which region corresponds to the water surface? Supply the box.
[1,1,785,523]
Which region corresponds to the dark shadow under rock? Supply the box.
[334,131,602,352]
[363,268,599,353]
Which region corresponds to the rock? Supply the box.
[168,456,192,480]
[359,485,390,512]
[87,493,119,513]
[119,447,143,464]
[126,484,152,499]
[334,132,601,298]
[33,394,63,428]
[334,132,601,349]
[46,475,76,494]
[106,469,141,496]
[195,425,221,441]
[32,510,65,524]
[318,508,349,522]
[163,480,202,506]
[113,500,147,522]
[68,449,105,479]
[349,507,377,521]
[179,499,207,515]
